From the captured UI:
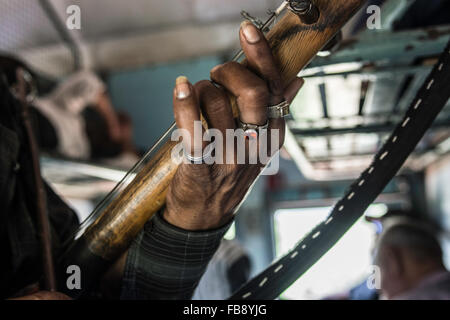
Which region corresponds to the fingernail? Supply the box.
[176,76,191,100]
[241,21,260,44]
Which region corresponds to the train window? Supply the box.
[274,204,387,300]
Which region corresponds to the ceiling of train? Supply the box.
[0,0,282,75]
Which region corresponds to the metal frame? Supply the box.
[285,17,450,181]
[38,0,81,70]
[310,25,450,68]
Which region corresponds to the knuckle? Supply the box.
[253,47,267,60]
[196,81,229,114]
[223,61,240,70]
[210,61,238,78]
[206,96,228,115]
[240,84,269,104]
[195,79,212,89]
[209,68,219,80]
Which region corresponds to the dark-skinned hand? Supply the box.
[164,21,304,231]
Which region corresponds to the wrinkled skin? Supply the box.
[164,21,304,230]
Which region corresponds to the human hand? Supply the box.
[164,21,304,231]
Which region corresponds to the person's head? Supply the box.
[374,217,445,299]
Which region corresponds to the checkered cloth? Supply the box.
[121,210,232,299]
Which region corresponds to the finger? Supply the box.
[194,80,235,134]
[240,21,283,103]
[173,76,205,156]
[269,78,305,131]
[284,77,305,104]
[210,61,269,125]
[268,77,305,149]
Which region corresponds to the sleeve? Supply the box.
[45,182,80,249]
[120,210,232,300]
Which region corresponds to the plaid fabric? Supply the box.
[121,210,232,300]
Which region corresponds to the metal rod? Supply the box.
[291,118,450,137]
[232,1,289,62]
[38,0,81,70]
[318,81,329,119]
[16,68,57,291]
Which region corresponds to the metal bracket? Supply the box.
[8,69,37,104]
[232,1,290,61]
[241,11,270,32]
[288,0,320,25]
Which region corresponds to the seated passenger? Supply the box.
[374,218,450,300]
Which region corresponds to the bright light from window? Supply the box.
[224,222,236,240]
[274,204,387,300]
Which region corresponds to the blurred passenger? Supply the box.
[374,218,450,300]
[31,70,139,166]
[192,239,251,300]
[0,55,139,167]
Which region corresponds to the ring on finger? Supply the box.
[267,100,290,119]
[184,143,215,164]
[238,120,269,140]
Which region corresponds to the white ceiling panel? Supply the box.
[0,0,61,51]
[1,0,284,72]
[50,0,280,39]
[192,0,276,23]
[59,0,195,39]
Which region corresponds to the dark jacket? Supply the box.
[0,77,79,298]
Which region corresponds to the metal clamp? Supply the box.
[232,1,290,62]
[9,69,37,104]
[241,11,270,32]
[288,0,320,25]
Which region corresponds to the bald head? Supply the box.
[375,218,445,299]
[377,218,443,263]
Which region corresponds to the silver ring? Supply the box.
[238,120,269,139]
[184,143,214,164]
[267,100,290,119]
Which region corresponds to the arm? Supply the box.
[102,21,303,300]
[120,211,232,299]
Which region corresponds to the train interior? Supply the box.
[1,0,450,299]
